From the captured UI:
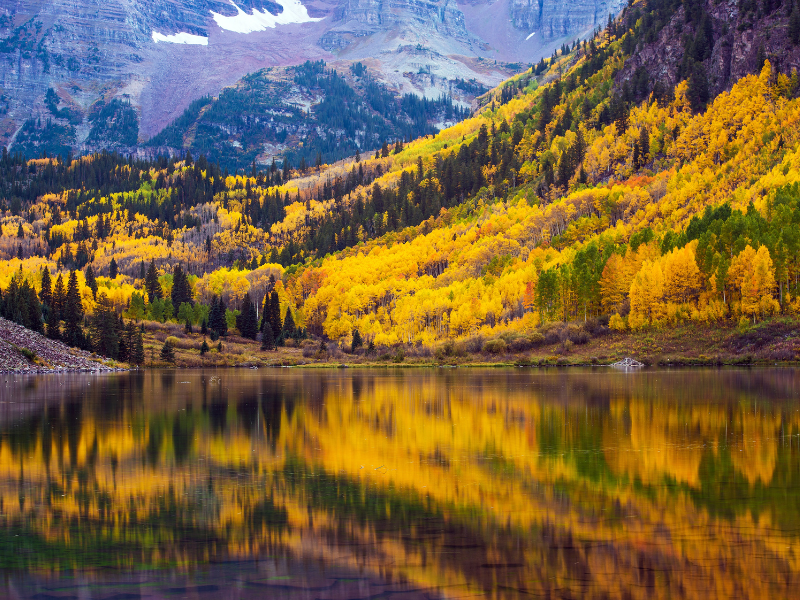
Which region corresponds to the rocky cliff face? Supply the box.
[0,0,623,158]
[511,0,626,40]
[617,0,800,100]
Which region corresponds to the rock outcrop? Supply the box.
[0,318,119,373]
[617,0,800,99]
[511,0,627,40]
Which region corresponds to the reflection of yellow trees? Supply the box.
[1,371,800,597]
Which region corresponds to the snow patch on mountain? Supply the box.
[152,31,209,45]
[211,0,324,34]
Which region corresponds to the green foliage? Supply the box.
[160,339,176,363]
[86,99,139,148]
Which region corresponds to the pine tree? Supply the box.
[22,281,43,334]
[160,340,175,363]
[209,296,228,337]
[171,263,192,314]
[351,328,363,352]
[63,270,84,348]
[17,223,23,238]
[237,293,258,339]
[90,292,119,359]
[109,257,118,279]
[792,5,800,46]
[145,260,162,303]
[85,264,98,299]
[261,325,275,351]
[129,323,145,366]
[46,303,60,340]
[201,319,208,335]
[40,266,52,307]
[282,308,296,340]
[139,259,146,280]
[269,290,281,338]
[52,273,66,320]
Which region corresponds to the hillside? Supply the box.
[0,0,615,160]
[1,0,800,366]
[145,60,469,171]
[0,317,118,373]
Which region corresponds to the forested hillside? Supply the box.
[1,0,800,365]
[146,61,469,173]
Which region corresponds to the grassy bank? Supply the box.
[140,319,800,369]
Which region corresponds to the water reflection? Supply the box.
[0,368,798,598]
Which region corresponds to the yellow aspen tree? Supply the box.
[629,260,665,329]
[662,244,702,304]
[740,245,779,322]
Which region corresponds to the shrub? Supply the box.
[464,335,485,353]
[528,331,546,346]
[540,323,563,345]
[392,348,406,363]
[508,337,532,352]
[483,338,508,354]
[568,327,590,345]
[609,314,627,331]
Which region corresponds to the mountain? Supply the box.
[2,0,800,364]
[0,0,624,159]
[144,60,470,172]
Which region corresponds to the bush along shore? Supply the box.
[128,316,799,369]
[3,313,798,373]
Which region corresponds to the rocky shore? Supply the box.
[0,318,122,374]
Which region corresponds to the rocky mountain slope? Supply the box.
[0,317,117,373]
[0,0,624,160]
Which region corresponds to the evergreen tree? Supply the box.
[209,296,228,337]
[261,325,275,351]
[17,223,23,238]
[128,322,145,366]
[160,339,176,363]
[201,318,208,335]
[351,328,363,352]
[90,292,119,358]
[109,257,118,279]
[171,263,193,314]
[282,308,296,340]
[200,339,210,355]
[145,260,162,302]
[62,270,84,348]
[269,290,281,338]
[40,266,52,307]
[20,280,43,334]
[46,304,60,340]
[52,273,66,321]
[792,5,800,46]
[139,259,146,280]
[237,293,258,339]
[85,264,98,298]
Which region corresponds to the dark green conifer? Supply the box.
[62,270,84,348]
[160,339,175,363]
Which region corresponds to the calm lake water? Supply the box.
[0,368,798,599]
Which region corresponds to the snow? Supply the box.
[152,31,209,45]
[211,0,324,34]
[525,32,536,41]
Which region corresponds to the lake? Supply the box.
[0,368,798,599]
